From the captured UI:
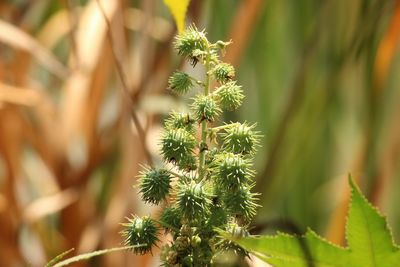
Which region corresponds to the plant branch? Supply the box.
[197,41,212,182]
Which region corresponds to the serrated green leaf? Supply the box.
[347,178,400,266]
[221,176,400,267]
[164,0,190,33]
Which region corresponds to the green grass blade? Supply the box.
[45,248,75,267]
[48,246,137,267]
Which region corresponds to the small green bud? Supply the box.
[174,25,207,66]
[191,235,202,247]
[214,153,253,191]
[223,185,260,220]
[165,111,195,133]
[177,182,211,220]
[216,81,244,110]
[159,206,182,232]
[122,216,158,255]
[215,40,232,51]
[183,255,194,265]
[207,205,228,229]
[221,123,260,155]
[160,129,197,170]
[139,167,171,205]
[212,63,235,83]
[205,147,219,166]
[192,95,221,122]
[168,71,194,94]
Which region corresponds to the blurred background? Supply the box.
[0,0,400,266]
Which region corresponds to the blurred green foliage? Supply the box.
[207,0,400,241]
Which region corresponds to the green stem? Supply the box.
[198,42,211,182]
[166,169,189,181]
[153,218,180,232]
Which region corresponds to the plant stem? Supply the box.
[166,169,189,181]
[153,218,180,232]
[198,42,211,182]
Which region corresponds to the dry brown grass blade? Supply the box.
[102,107,145,266]
[55,3,122,264]
[124,8,173,42]
[58,0,118,157]
[0,107,28,265]
[224,0,265,66]
[0,19,69,79]
[95,0,153,167]
[23,189,79,223]
[0,82,42,106]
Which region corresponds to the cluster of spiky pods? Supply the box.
[121,25,261,266]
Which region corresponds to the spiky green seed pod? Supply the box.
[205,147,219,166]
[138,167,171,205]
[165,111,195,133]
[212,63,235,83]
[214,153,253,191]
[206,205,228,230]
[168,71,194,94]
[216,81,244,111]
[178,154,198,171]
[222,123,260,155]
[216,222,249,259]
[159,206,182,231]
[177,182,211,220]
[122,216,158,255]
[160,128,196,170]
[192,95,221,122]
[223,185,260,220]
[174,25,207,66]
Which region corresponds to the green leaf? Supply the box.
[45,248,75,267]
[221,176,400,266]
[164,0,190,33]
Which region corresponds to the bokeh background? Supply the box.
[1,0,400,266]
